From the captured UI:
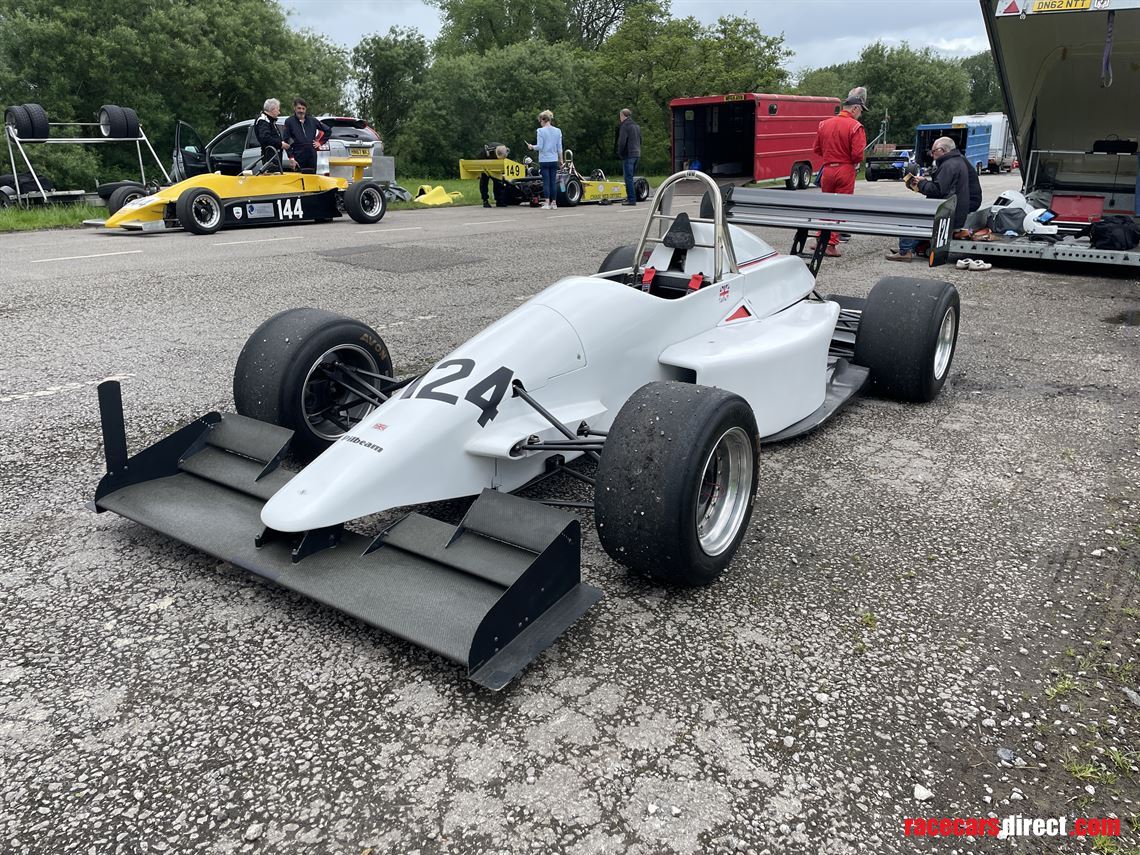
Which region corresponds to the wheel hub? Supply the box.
[301,344,381,440]
[695,426,754,556]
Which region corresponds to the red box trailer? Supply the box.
[670,93,842,189]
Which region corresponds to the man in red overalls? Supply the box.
[811,90,868,257]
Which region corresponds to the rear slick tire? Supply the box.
[107,183,146,215]
[595,381,759,586]
[598,244,636,273]
[853,276,960,402]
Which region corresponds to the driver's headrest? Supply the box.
[662,211,696,250]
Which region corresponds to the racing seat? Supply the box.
[640,212,714,297]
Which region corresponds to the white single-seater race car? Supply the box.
[93,171,960,689]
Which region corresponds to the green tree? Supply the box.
[589,7,790,170]
[960,51,1004,114]
[429,0,653,53]
[353,27,430,140]
[0,0,348,189]
[393,40,593,177]
[855,42,970,146]
[429,0,569,55]
[795,65,857,99]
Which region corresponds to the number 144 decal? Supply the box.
[401,359,513,427]
[277,197,304,219]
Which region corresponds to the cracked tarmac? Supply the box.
[1,173,1138,854]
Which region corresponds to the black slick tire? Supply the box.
[97,180,144,201]
[4,105,33,138]
[233,308,393,459]
[345,180,386,223]
[598,244,636,273]
[107,183,146,215]
[853,276,960,402]
[175,186,223,235]
[595,381,759,586]
[557,176,582,207]
[865,168,878,182]
[634,176,650,202]
[21,103,49,138]
[120,107,140,138]
[99,105,128,138]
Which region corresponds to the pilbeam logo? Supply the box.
[340,435,384,455]
[905,815,1121,839]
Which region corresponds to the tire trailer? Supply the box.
[3,103,171,205]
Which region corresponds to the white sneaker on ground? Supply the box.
[968,259,992,271]
[956,258,972,269]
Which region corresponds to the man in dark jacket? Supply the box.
[282,98,332,173]
[254,98,289,172]
[889,137,980,261]
[616,108,642,206]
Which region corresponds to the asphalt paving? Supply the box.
[1,173,1138,854]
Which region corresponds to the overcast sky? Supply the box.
[283,0,990,73]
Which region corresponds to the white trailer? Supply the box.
[952,111,1014,172]
[953,0,1140,267]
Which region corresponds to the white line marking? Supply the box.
[359,226,423,234]
[213,236,305,246]
[462,219,516,226]
[30,250,143,264]
[548,213,585,219]
[0,373,136,404]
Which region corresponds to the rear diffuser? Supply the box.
[92,381,601,689]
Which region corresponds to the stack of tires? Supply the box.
[3,103,50,139]
[97,105,140,139]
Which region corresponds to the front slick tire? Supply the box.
[176,186,223,234]
[233,308,394,459]
[595,381,759,586]
[854,276,960,402]
[345,180,387,224]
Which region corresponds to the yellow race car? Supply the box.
[94,118,386,234]
[98,167,386,234]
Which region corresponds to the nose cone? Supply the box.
[260,401,495,532]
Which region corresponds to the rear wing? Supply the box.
[722,187,957,275]
[458,157,530,180]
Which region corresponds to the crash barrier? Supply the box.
[720,187,956,274]
[92,381,600,690]
[3,102,170,204]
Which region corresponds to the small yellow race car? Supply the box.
[458,147,650,207]
[561,150,650,205]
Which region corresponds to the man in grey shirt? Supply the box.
[617,108,642,206]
